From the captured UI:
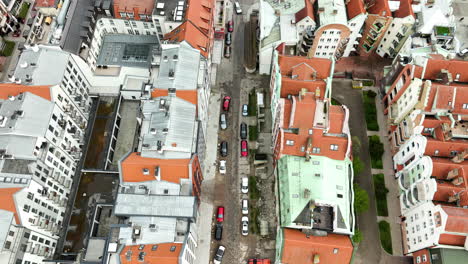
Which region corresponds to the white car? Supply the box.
[242,199,248,215]
[213,245,225,264]
[242,104,248,116]
[241,177,249,194]
[241,216,249,236]
[234,1,242,14]
[219,160,226,174]
[220,113,227,130]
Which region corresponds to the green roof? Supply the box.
[430,248,468,264]
[277,155,354,234]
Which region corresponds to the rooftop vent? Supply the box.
[142,168,150,175]
[163,56,168,62]
[142,143,150,148]
[159,99,166,110]
[173,55,178,61]
[168,69,175,79]
[150,128,157,134]
[157,140,163,151]
[162,128,169,133]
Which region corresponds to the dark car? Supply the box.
[215,223,223,241]
[225,32,232,45]
[224,46,231,58]
[240,122,247,139]
[227,20,234,32]
[220,141,228,157]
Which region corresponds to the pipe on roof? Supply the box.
[57,0,71,26]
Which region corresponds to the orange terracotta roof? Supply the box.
[295,0,314,22]
[0,188,23,224]
[423,83,468,114]
[185,0,214,36]
[346,0,366,19]
[35,0,55,7]
[438,233,466,246]
[121,153,190,183]
[120,243,181,264]
[281,229,353,264]
[442,206,468,234]
[433,182,465,205]
[164,21,209,58]
[431,158,468,180]
[279,93,348,160]
[425,139,468,158]
[151,89,198,106]
[278,55,332,80]
[394,0,415,18]
[113,0,155,17]
[280,79,327,99]
[368,0,391,16]
[423,59,468,82]
[0,84,51,101]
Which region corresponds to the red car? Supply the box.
[222,96,231,111]
[241,140,248,157]
[227,21,234,32]
[248,259,271,264]
[216,206,224,222]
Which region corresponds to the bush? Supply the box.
[373,174,389,216]
[249,176,260,200]
[353,184,369,214]
[368,135,384,169]
[363,90,379,131]
[248,92,257,116]
[0,40,15,56]
[249,125,258,141]
[352,136,361,156]
[378,221,393,254]
[352,229,363,244]
[331,98,342,105]
[353,156,365,176]
[250,206,260,234]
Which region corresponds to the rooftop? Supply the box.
[120,242,181,264]
[317,0,348,26]
[264,0,305,14]
[422,58,468,83]
[346,0,366,20]
[278,55,332,80]
[295,0,314,22]
[113,0,156,14]
[0,84,51,101]
[0,188,23,225]
[154,42,201,90]
[96,34,160,68]
[280,228,353,264]
[164,20,209,58]
[367,0,391,16]
[139,96,197,159]
[442,205,468,234]
[153,0,187,22]
[278,155,354,234]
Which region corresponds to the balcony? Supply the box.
[372,22,384,32]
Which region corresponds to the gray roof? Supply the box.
[0,210,14,249]
[154,41,200,90]
[114,194,196,218]
[153,0,187,22]
[84,238,107,262]
[14,46,69,85]
[0,159,34,175]
[140,96,197,159]
[97,34,160,68]
[0,136,37,160]
[0,92,53,138]
[60,0,94,54]
[118,217,179,245]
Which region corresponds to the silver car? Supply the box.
[241,216,249,236]
[220,113,227,130]
[242,104,248,116]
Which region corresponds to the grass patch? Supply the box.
[0,40,15,56]
[363,90,379,131]
[249,206,260,234]
[249,176,260,200]
[353,156,365,176]
[352,229,363,244]
[17,2,30,20]
[373,174,389,216]
[248,91,257,116]
[378,221,393,254]
[353,183,369,214]
[368,135,384,169]
[248,125,258,141]
[331,98,342,105]
[362,79,375,87]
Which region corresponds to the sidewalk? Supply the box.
[194,91,221,264]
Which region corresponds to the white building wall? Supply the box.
[180,230,197,264]
[313,29,343,59]
[392,78,423,123]
[393,134,427,167]
[343,14,367,57]
[376,16,414,58]
[295,17,315,41]
[152,15,182,41]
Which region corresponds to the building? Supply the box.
[113,0,155,21]
[412,248,468,264]
[357,0,392,55]
[151,0,186,41]
[275,228,353,264]
[0,84,90,264]
[343,0,367,57]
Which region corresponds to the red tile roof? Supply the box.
[280,79,327,99]
[35,0,55,7]
[164,21,210,58]
[346,0,366,20]
[295,0,314,22]
[442,206,468,234]
[0,188,23,224]
[438,233,467,246]
[278,55,332,80]
[281,229,353,264]
[185,0,214,36]
[151,89,198,106]
[424,83,468,114]
[121,153,190,183]
[425,138,468,158]
[394,0,415,18]
[368,0,391,16]
[113,0,155,19]
[423,59,468,82]
[0,84,51,101]
[120,243,181,264]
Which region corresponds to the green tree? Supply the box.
[352,229,363,244]
[353,156,365,176]
[352,136,361,156]
[369,135,384,158]
[353,184,369,214]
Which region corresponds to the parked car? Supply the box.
[215,223,223,241]
[225,32,232,45]
[213,245,226,264]
[234,1,242,14]
[227,20,234,32]
[240,122,247,140]
[242,199,248,215]
[241,216,249,236]
[12,30,20,37]
[241,140,248,157]
[241,177,248,194]
[219,160,226,174]
[217,206,225,222]
[224,46,231,58]
[248,259,271,264]
[220,141,228,157]
[220,113,227,130]
[242,104,248,116]
[459,48,468,57]
[223,96,231,111]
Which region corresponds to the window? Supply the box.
[330,144,339,151]
[337,194,343,198]
[27,192,34,200]
[8,231,14,236]
[286,140,294,146]
[4,241,11,249]
[463,103,468,109]
[170,246,177,252]
[333,248,339,254]
[119,12,127,18]
[434,150,439,155]
[312,147,320,153]
[416,256,421,263]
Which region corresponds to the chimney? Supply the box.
[305,137,313,161]
[448,192,459,203]
[446,168,459,180]
[451,176,464,186]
